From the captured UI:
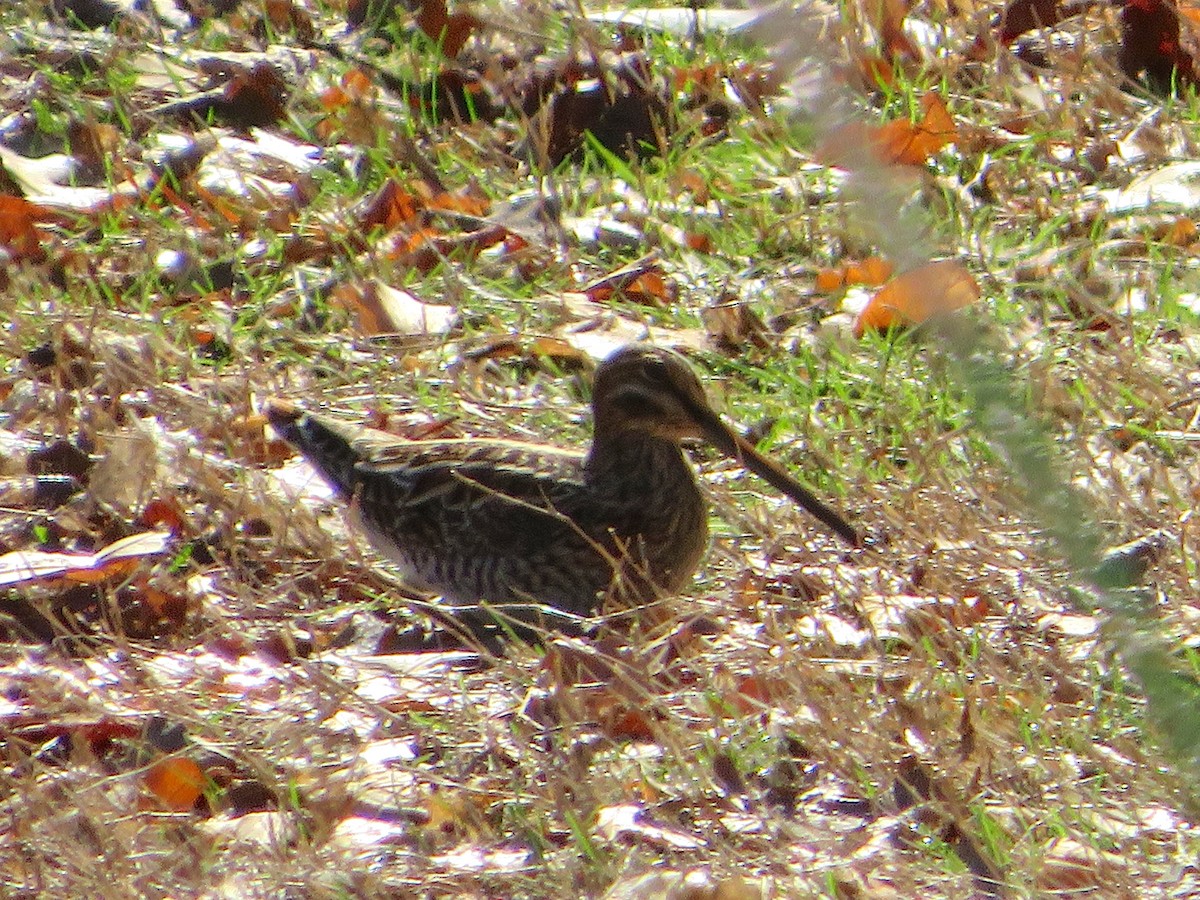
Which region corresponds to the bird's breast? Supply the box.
[581,436,709,597]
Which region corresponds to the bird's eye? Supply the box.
[614,390,662,419]
[640,358,670,383]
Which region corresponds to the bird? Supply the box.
[265,344,859,628]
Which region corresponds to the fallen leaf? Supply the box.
[357,179,420,232]
[0,531,173,588]
[1036,837,1135,896]
[536,53,670,164]
[815,256,894,292]
[383,224,508,273]
[331,279,458,337]
[858,593,992,639]
[145,756,207,811]
[818,92,956,169]
[216,62,290,128]
[583,255,673,304]
[414,0,481,57]
[731,673,787,714]
[602,868,768,900]
[1119,0,1200,93]
[419,181,491,216]
[872,92,958,166]
[594,804,704,850]
[198,810,297,849]
[594,693,657,741]
[262,0,314,40]
[853,259,980,336]
[865,0,922,61]
[0,195,47,262]
[1157,215,1198,245]
[994,0,1072,44]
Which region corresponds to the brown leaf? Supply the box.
[421,183,490,217]
[595,697,657,741]
[0,195,47,262]
[530,336,590,366]
[330,279,458,337]
[701,294,769,351]
[995,0,1072,43]
[583,256,673,305]
[262,0,314,40]
[1157,215,1198,246]
[215,62,289,128]
[731,673,787,714]
[1119,0,1200,92]
[319,69,385,145]
[1036,838,1135,896]
[387,223,508,273]
[357,179,420,232]
[537,53,670,165]
[137,497,187,534]
[862,0,922,61]
[414,0,481,57]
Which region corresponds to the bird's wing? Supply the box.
[358,441,586,511]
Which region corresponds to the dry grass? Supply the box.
[2,0,1200,897]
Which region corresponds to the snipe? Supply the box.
[266,344,859,623]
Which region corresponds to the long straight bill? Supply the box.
[691,404,862,547]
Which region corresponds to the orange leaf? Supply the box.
[1159,216,1197,246]
[145,757,206,811]
[853,259,979,336]
[815,256,894,292]
[138,579,183,617]
[343,68,374,99]
[331,279,457,336]
[583,257,670,304]
[851,256,894,284]
[319,85,350,111]
[815,267,845,292]
[427,188,490,217]
[671,63,720,92]
[0,195,46,262]
[625,271,669,303]
[531,336,587,364]
[675,168,709,202]
[592,693,657,742]
[391,224,507,273]
[873,93,957,166]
